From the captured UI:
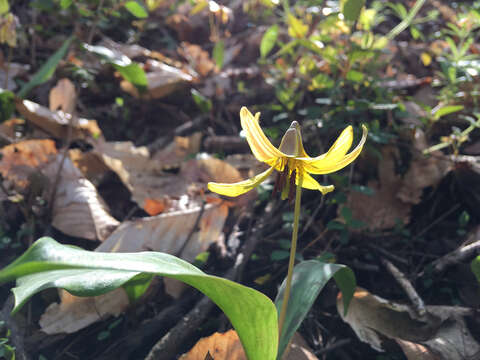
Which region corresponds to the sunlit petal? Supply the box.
[297,171,335,195]
[303,125,367,174]
[301,126,353,163]
[207,166,275,197]
[240,107,285,162]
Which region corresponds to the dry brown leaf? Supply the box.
[0,140,118,240]
[143,198,168,216]
[347,147,411,230]
[96,136,234,209]
[68,149,110,185]
[0,139,57,190]
[121,60,193,99]
[43,156,120,241]
[180,330,317,360]
[49,78,76,114]
[97,201,228,262]
[395,339,438,360]
[398,130,452,204]
[152,132,202,169]
[337,287,480,360]
[178,42,215,77]
[15,99,102,140]
[39,288,129,334]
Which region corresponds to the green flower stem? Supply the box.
[278,173,302,341]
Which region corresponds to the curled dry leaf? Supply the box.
[96,136,241,210]
[178,42,215,77]
[15,98,102,141]
[43,156,120,241]
[0,140,118,241]
[49,78,76,114]
[121,60,193,99]
[347,135,452,230]
[39,289,129,334]
[180,330,317,360]
[397,129,452,205]
[337,287,480,360]
[0,139,57,191]
[347,147,410,230]
[97,201,228,263]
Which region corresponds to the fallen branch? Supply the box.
[381,258,426,316]
[420,225,480,276]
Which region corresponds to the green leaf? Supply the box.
[433,105,464,120]
[18,36,74,98]
[213,40,224,69]
[60,0,72,9]
[346,69,364,82]
[83,44,148,88]
[0,0,9,15]
[124,1,148,18]
[0,237,278,360]
[191,89,212,113]
[472,256,480,283]
[342,0,366,22]
[274,260,355,358]
[0,90,15,122]
[113,63,148,87]
[260,25,278,58]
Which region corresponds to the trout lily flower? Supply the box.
[208,107,367,200]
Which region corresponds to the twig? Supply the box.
[87,0,106,44]
[315,338,351,357]
[300,195,325,237]
[381,258,426,316]
[96,293,198,360]
[144,295,214,360]
[46,112,75,229]
[367,243,409,266]
[3,46,12,90]
[419,226,480,276]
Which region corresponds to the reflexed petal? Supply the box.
[303,125,367,174]
[240,107,285,162]
[296,171,334,195]
[300,126,353,163]
[207,166,275,197]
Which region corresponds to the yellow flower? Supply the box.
[208,107,367,199]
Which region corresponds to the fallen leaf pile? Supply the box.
[338,287,480,360]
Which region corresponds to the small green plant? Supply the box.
[0,323,15,360]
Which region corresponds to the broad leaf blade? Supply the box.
[260,25,278,58]
[18,37,74,98]
[342,0,365,22]
[274,260,356,359]
[0,237,278,360]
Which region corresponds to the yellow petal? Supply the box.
[304,125,368,174]
[207,166,275,197]
[297,171,335,195]
[240,107,285,162]
[302,125,353,162]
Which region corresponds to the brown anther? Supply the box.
[271,161,290,199]
[288,169,296,204]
